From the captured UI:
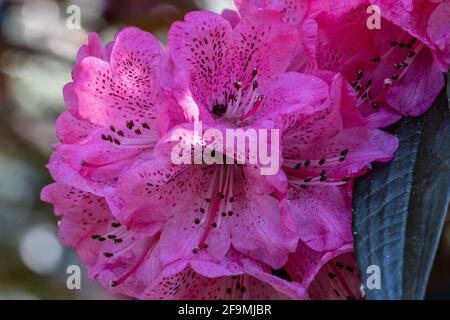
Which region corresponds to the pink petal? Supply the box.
[284,127,399,179]
[284,241,356,292]
[70,27,170,133]
[168,10,298,123]
[56,111,98,144]
[76,32,107,63]
[47,151,114,196]
[285,186,353,251]
[308,249,362,300]
[385,47,445,116]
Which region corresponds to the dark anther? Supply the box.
[294,163,301,170]
[80,160,87,166]
[233,80,242,90]
[212,104,227,117]
[107,234,117,239]
[366,79,373,87]
[304,159,310,167]
[110,125,116,132]
[117,130,124,137]
[252,68,258,78]
[201,243,208,249]
[211,223,217,228]
[111,222,121,228]
[91,234,101,240]
[357,70,364,80]
[252,80,259,90]
[142,123,150,129]
[101,134,108,141]
[103,252,114,258]
[319,158,326,165]
[371,57,381,63]
[218,192,225,199]
[194,218,201,224]
[192,247,200,254]
[126,120,134,129]
[399,42,406,48]
[229,196,234,203]
[340,149,349,156]
[304,177,312,183]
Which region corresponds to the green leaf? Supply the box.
[353,75,450,300]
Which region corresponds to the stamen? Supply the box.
[110,239,156,287]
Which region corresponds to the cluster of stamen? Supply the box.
[101,120,159,148]
[352,37,423,109]
[79,119,159,169]
[191,165,236,254]
[212,68,264,125]
[90,221,157,288]
[284,148,351,189]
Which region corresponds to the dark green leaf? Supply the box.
[353,75,450,300]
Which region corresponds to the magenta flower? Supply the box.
[42,182,363,300]
[107,10,306,270]
[41,183,309,299]
[277,70,398,251]
[49,28,178,196]
[41,6,405,300]
[234,0,448,127]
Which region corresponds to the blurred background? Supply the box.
[0,0,448,299]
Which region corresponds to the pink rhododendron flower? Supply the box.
[41,183,309,299]
[108,10,303,270]
[42,182,363,300]
[41,4,410,301]
[49,28,178,196]
[234,0,448,127]
[277,70,398,251]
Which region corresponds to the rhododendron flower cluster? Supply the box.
[42,0,448,300]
